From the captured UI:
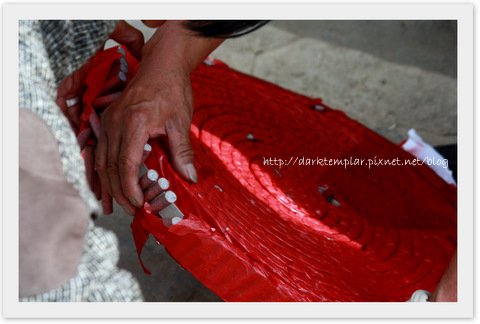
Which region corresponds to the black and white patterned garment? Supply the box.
[19,20,142,302]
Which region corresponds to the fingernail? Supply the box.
[184,163,198,183]
[129,196,141,207]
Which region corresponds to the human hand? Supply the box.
[96,61,195,215]
[56,20,144,130]
[95,21,223,215]
[430,250,457,302]
[56,20,145,214]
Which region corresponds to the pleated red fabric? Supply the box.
[82,46,457,302]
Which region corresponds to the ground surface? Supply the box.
[96,20,457,302]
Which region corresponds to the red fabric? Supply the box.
[80,46,140,138]
[82,46,457,302]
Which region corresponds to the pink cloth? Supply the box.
[19,109,89,297]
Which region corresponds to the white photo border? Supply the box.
[2,1,474,318]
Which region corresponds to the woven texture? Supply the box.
[19,21,142,302]
[84,48,457,302]
[19,20,118,216]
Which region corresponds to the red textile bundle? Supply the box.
[83,46,456,302]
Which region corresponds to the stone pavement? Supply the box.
[96,21,457,302]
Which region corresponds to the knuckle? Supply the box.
[123,106,149,128]
[110,111,122,124]
[106,163,119,175]
[128,110,147,126]
[101,110,116,127]
[118,156,137,171]
[166,116,189,134]
[134,30,144,43]
[95,161,106,173]
[175,142,194,160]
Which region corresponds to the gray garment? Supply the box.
[19,20,142,301]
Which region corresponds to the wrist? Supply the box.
[142,20,223,74]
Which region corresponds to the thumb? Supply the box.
[166,117,197,183]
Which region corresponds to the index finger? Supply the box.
[118,122,149,208]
